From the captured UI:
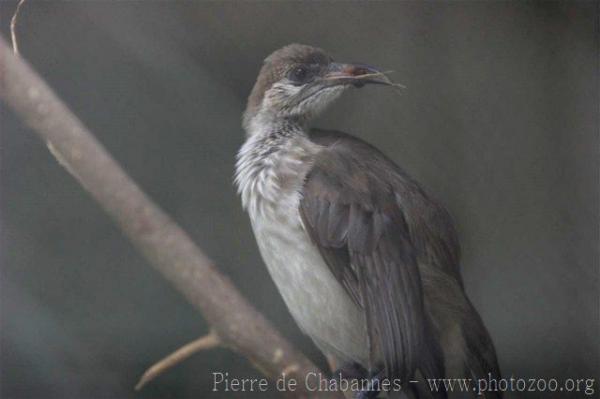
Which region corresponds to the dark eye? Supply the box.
[288,65,313,85]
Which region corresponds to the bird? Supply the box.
[235,44,501,399]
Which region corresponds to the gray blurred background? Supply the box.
[0,1,598,398]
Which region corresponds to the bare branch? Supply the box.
[0,36,340,398]
[136,331,221,391]
[10,0,26,55]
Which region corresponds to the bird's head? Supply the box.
[243,44,394,132]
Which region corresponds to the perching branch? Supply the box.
[0,36,338,398]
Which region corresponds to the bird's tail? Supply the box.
[461,300,503,399]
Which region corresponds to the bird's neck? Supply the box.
[243,109,309,139]
[236,113,317,215]
[238,114,309,175]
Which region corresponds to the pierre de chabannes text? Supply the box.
[212,371,596,396]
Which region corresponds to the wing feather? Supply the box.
[299,135,445,388]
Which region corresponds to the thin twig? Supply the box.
[0,36,341,398]
[135,331,221,390]
[10,0,26,55]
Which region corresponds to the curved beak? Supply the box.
[291,62,396,108]
[323,62,393,87]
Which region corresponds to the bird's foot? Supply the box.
[332,363,385,399]
[355,369,385,399]
[332,362,368,381]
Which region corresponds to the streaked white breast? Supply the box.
[236,132,368,366]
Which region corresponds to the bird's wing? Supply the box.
[299,131,445,384]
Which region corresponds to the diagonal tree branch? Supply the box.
[0,36,338,398]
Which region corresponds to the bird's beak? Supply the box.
[323,62,393,88]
